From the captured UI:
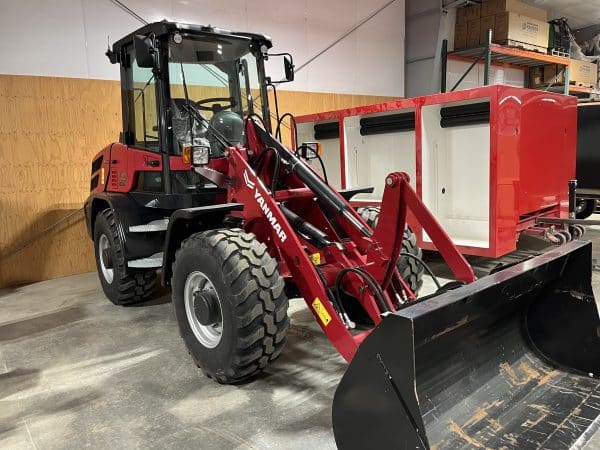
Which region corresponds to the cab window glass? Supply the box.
[132,59,159,151]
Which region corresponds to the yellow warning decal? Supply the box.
[312,297,331,326]
[310,252,321,265]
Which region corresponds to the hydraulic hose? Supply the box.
[251,122,370,236]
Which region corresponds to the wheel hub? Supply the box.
[183,271,223,348]
[98,234,114,284]
[193,290,220,326]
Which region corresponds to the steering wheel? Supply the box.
[195,97,236,112]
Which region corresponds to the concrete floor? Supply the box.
[2,224,600,449]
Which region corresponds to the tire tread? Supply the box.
[172,228,289,383]
[357,206,424,294]
[96,209,156,305]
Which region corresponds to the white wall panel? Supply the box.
[0,0,90,78]
[81,0,141,80]
[447,60,525,91]
[355,0,405,96]
[0,0,405,96]
[406,59,435,97]
[404,0,440,97]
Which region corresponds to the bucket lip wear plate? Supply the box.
[393,240,592,322]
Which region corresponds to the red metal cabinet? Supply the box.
[295,85,576,257]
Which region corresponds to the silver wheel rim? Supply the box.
[184,271,223,348]
[98,234,114,284]
[576,200,586,214]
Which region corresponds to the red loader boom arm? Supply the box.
[199,118,474,361]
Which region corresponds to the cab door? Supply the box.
[113,46,164,193]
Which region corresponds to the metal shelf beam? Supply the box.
[441,29,572,95]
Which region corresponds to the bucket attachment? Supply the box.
[333,241,600,449]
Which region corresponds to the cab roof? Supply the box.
[111,20,273,53]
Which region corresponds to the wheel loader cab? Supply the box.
[84,21,281,305]
[108,21,273,195]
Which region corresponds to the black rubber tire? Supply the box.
[93,209,157,305]
[356,206,424,294]
[171,228,289,384]
[576,199,597,220]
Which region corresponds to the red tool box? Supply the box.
[294,85,577,257]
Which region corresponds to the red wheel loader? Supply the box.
[85,21,600,449]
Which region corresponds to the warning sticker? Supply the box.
[312,297,331,326]
[310,252,321,265]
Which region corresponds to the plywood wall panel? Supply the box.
[268,90,395,118]
[0,75,122,288]
[0,74,396,288]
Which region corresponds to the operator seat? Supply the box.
[207,110,244,156]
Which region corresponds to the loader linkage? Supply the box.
[215,119,477,361]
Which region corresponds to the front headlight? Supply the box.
[192,145,210,166]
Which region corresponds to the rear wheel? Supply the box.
[93,209,156,305]
[357,206,424,294]
[172,228,289,383]
[575,198,597,219]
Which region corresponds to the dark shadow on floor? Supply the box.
[0,305,87,341]
[0,368,41,400]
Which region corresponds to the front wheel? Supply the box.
[171,228,289,384]
[357,206,424,294]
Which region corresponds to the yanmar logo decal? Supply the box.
[243,170,255,189]
[244,170,287,243]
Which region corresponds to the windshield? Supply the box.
[167,34,264,155]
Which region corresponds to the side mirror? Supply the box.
[265,52,295,84]
[134,35,155,68]
[284,55,295,82]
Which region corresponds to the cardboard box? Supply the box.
[570,59,598,86]
[456,6,466,25]
[463,3,481,21]
[529,66,544,87]
[494,12,550,50]
[543,64,565,85]
[467,18,481,48]
[480,15,495,44]
[481,0,496,17]
[482,0,547,21]
[455,23,468,49]
[499,0,547,21]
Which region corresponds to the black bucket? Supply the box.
[333,240,600,449]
